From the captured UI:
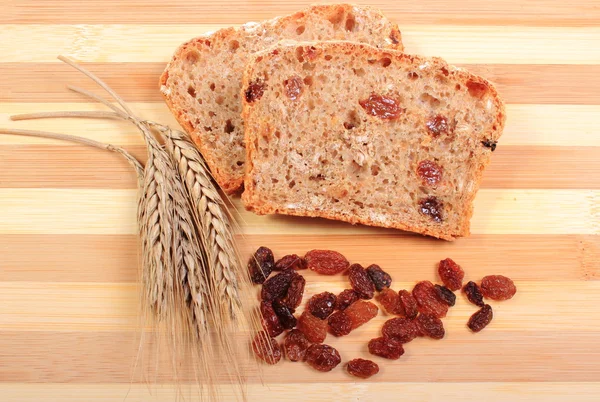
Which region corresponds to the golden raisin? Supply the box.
[417,160,443,186]
[438,258,464,291]
[245,80,265,102]
[426,115,449,137]
[252,331,281,365]
[346,358,379,379]
[359,93,402,120]
[284,76,304,100]
[305,249,349,275]
[481,275,517,300]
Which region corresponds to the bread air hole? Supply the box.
[209,83,216,91]
[296,25,305,35]
[345,14,356,31]
[185,51,199,64]
[327,7,345,25]
[224,119,235,133]
[216,95,224,105]
[187,86,196,98]
[419,93,441,108]
[236,161,243,166]
[353,68,366,77]
[408,72,419,80]
[303,76,313,86]
[288,180,296,189]
[324,54,333,61]
[230,40,240,51]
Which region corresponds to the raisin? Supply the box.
[280,273,306,309]
[252,331,281,365]
[245,80,265,103]
[308,292,337,319]
[398,290,418,319]
[438,258,464,291]
[284,76,303,100]
[466,79,489,99]
[412,281,449,318]
[366,264,392,291]
[359,93,403,120]
[434,284,456,307]
[417,160,443,187]
[305,249,349,275]
[327,311,353,337]
[261,268,296,301]
[248,246,274,284]
[272,299,297,329]
[419,196,444,223]
[376,288,401,315]
[305,344,341,372]
[283,329,310,362]
[468,304,493,332]
[463,281,485,307]
[426,114,449,137]
[348,264,375,299]
[381,317,420,344]
[336,289,359,311]
[345,300,378,330]
[368,336,404,360]
[482,139,498,151]
[297,311,328,343]
[260,301,283,337]
[481,275,517,300]
[416,314,445,339]
[274,254,306,271]
[346,358,379,379]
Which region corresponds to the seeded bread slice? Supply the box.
[159,4,403,194]
[241,41,505,240]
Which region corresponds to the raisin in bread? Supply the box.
[159,4,403,193]
[241,41,505,240]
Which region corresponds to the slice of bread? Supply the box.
[241,41,505,240]
[159,4,403,193]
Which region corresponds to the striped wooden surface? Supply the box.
[0,0,599,400]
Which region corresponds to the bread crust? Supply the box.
[160,4,403,194]
[241,41,506,240]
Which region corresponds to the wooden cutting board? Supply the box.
[1,1,599,400]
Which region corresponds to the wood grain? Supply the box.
[1,0,599,400]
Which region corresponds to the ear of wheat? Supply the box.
[3,55,261,400]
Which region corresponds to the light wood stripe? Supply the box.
[3,25,599,65]
[1,145,597,190]
[1,281,598,332]
[2,103,598,147]
[2,383,600,402]
[0,330,598,382]
[0,189,598,235]
[3,0,599,26]
[1,63,599,105]
[2,234,596,283]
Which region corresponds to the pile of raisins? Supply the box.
[248,248,517,378]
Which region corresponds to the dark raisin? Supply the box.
[305,249,349,275]
[252,331,281,365]
[418,196,444,223]
[426,114,449,137]
[381,317,420,344]
[376,288,401,315]
[463,281,485,307]
[359,93,403,120]
[346,358,379,379]
[417,160,443,187]
[248,246,274,284]
[284,75,303,100]
[308,292,337,319]
[438,258,464,291]
[274,254,306,271]
[468,304,493,332]
[245,80,265,103]
[349,264,375,299]
[434,284,456,307]
[412,281,449,318]
[345,300,378,330]
[481,275,517,300]
[297,311,327,343]
[481,139,497,151]
[272,299,297,329]
[398,290,418,319]
[261,268,296,301]
[283,329,310,362]
[328,311,353,337]
[366,264,392,291]
[280,273,306,309]
[336,289,359,311]
[305,344,341,372]
[260,301,283,337]
[368,336,404,360]
[416,314,445,339]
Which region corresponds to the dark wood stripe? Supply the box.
[0,63,599,105]
[0,145,598,189]
[1,234,597,282]
[3,0,599,26]
[0,330,597,383]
